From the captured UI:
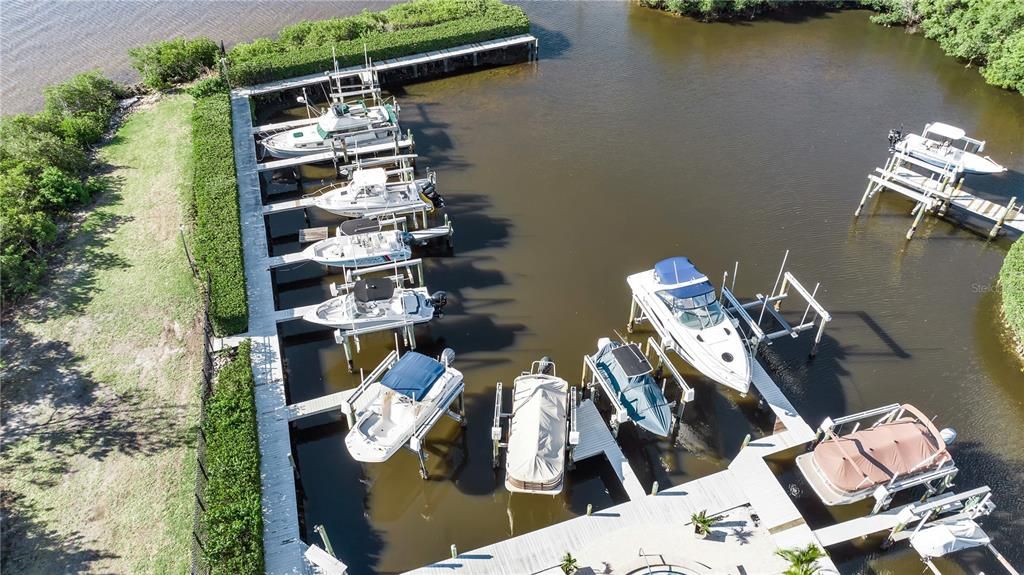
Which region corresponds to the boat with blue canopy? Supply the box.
[345,349,464,463]
[627,256,752,394]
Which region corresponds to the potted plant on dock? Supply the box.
[690,509,719,538]
[775,544,825,575]
[560,552,579,574]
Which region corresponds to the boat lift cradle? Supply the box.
[341,348,466,480]
[326,258,440,371]
[581,336,695,438]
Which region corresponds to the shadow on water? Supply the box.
[529,21,571,59]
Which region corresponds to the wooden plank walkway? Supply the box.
[267,250,311,269]
[239,34,538,97]
[749,360,815,450]
[253,117,319,135]
[814,506,904,547]
[231,93,309,574]
[264,197,316,216]
[571,400,647,501]
[272,304,319,324]
[286,389,356,422]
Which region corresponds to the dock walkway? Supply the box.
[231,93,308,574]
[571,399,646,501]
[238,34,539,97]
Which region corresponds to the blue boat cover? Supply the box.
[381,352,445,401]
[654,257,715,299]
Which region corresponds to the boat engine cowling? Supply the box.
[420,180,445,209]
[430,291,448,312]
[887,127,904,151]
[440,348,455,367]
[940,427,957,446]
[400,231,416,246]
[538,355,555,375]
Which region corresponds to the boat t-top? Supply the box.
[504,359,573,495]
[796,403,956,506]
[892,122,1006,175]
[300,218,413,268]
[588,338,673,437]
[344,349,464,463]
[310,167,444,218]
[301,277,446,331]
[261,101,400,158]
[627,257,752,394]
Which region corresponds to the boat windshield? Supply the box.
[657,290,726,329]
[316,124,329,139]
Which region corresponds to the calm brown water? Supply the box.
[8,2,1024,574]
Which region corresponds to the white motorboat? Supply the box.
[892,122,1006,175]
[300,218,413,268]
[589,338,673,437]
[345,349,463,463]
[796,403,956,506]
[504,359,572,495]
[627,257,752,394]
[301,278,446,330]
[310,167,444,218]
[261,101,400,158]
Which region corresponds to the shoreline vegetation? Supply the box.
[1,1,531,573]
[636,0,1024,94]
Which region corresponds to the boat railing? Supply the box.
[343,349,400,421]
[815,403,901,443]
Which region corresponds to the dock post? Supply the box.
[627,298,637,333]
[905,201,927,240]
[989,196,1016,239]
[809,316,827,358]
[651,481,660,496]
[854,180,874,217]
[450,544,458,559]
[314,524,336,558]
[672,400,685,436]
[457,391,467,427]
[342,335,355,373]
[586,503,593,516]
[416,446,429,480]
[610,415,619,438]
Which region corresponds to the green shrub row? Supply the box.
[639,0,1024,94]
[191,94,248,335]
[202,340,264,575]
[1001,239,1024,353]
[129,37,220,90]
[226,0,529,86]
[1,71,122,301]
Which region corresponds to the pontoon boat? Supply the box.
[301,278,446,330]
[261,101,400,158]
[300,218,413,268]
[893,122,1006,175]
[344,349,463,463]
[627,257,752,394]
[504,359,571,495]
[796,403,956,506]
[589,338,673,437]
[310,167,444,218]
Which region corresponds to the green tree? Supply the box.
[129,37,219,89]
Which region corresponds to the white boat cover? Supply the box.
[925,122,966,141]
[812,404,950,493]
[910,519,990,558]
[352,167,388,188]
[506,375,568,488]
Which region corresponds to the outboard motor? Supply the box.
[440,347,456,367]
[399,231,416,246]
[538,356,555,375]
[887,126,904,152]
[420,179,445,209]
[430,291,448,316]
[939,427,957,446]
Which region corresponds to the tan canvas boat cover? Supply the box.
[812,404,950,494]
[506,375,568,488]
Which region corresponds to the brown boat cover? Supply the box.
[812,404,950,494]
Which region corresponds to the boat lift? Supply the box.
[491,382,579,470]
[341,348,466,480]
[719,251,832,358]
[811,403,960,515]
[580,336,695,438]
[325,258,438,371]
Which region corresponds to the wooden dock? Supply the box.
[571,400,647,501]
[230,93,308,574]
[238,34,539,97]
[256,135,413,173]
[856,150,1022,239]
[286,389,357,422]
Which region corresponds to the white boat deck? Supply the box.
[239,34,538,97]
[231,93,308,574]
[257,137,413,173]
[571,399,647,501]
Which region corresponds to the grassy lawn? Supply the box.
[1,93,201,574]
